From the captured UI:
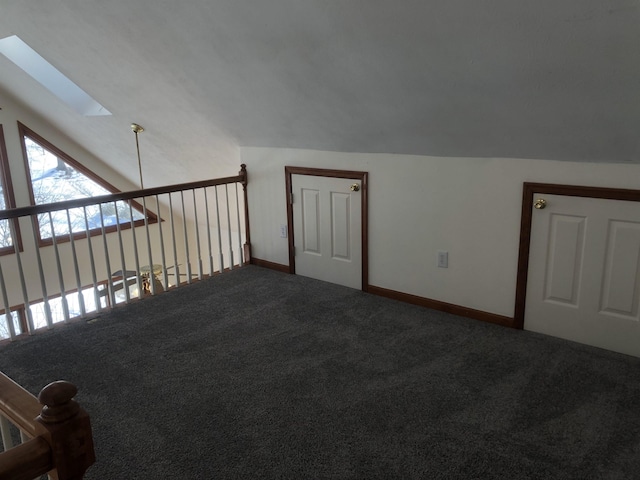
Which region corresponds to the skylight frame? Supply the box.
[0,35,111,116]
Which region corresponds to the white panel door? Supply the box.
[525,193,640,357]
[292,175,362,289]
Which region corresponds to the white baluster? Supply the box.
[114,202,130,303]
[204,187,215,276]
[82,206,101,312]
[66,209,86,317]
[180,191,192,284]
[128,200,143,299]
[225,185,234,270]
[142,197,155,295]
[214,185,224,273]
[235,183,244,265]
[0,263,16,340]
[48,212,70,323]
[168,193,181,286]
[0,414,14,451]
[98,204,116,308]
[32,215,52,328]
[192,189,203,280]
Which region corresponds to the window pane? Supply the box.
[0,219,13,249]
[0,183,10,248]
[0,311,21,340]
[0,125,16,250]
[24,136,144,239]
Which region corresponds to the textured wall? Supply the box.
[0,0,639,193]
[243,147,640,317]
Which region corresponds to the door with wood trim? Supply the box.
[525,193,640,357]
[287,168,366,290]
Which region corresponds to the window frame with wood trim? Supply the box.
[18,122,157,247]
[0,124,23,255]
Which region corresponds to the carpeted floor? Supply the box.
[1,266,640,479]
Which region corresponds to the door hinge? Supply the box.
[290,192,294,204]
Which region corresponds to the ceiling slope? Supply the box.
[1,0,639,186]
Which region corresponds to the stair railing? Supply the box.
[0,165,250,342]
[0,372,95,480]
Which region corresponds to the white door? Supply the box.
[525,193,640,357]
[292,174,362,289]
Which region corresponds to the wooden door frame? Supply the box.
[285,166,369,292]
[514,182,640,329]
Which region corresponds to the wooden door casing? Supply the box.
[515,182,640,332]
[285,166,369,292]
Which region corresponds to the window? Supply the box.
[18,122,155,244]
[0,308,24,340]
[0,124,21,255]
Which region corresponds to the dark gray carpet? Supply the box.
[1,266,639,479]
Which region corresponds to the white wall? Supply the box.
[242,147,640,317]
[0,92,181,308]
[0,92,144,204]
[1,93,247,318]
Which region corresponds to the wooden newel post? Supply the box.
[239,164,251,263]
[36,381,95,480]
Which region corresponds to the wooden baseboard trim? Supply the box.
[250,257,290,274]
[368,285,515,328]
[247,260,513,327]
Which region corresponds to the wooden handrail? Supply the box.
[0,165,250,342]
[0,173,245,220]
[0,373,95,480]
[0,437,51,480]
[0,374,40,438]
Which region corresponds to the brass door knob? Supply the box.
[534,198,547,210]
[350,183,360,192]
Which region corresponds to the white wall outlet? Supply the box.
[437,251,448,268]
[280,224,288,238]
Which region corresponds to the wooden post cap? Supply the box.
[37,381,80,424]
[240,164,248,188]
[34,380,96,479]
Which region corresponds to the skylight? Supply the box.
[0,35,111,116]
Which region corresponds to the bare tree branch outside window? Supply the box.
[24,137,144,239]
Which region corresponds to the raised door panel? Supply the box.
[331,192,351,261]
[543,214,586,306]
[301,189,321,255]
[599,221,640,321]
[526,194,640,357]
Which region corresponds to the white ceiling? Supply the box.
[1,0,639,186]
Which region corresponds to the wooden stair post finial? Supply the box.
[36,381,95,480]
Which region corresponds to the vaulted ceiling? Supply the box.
[0,0,639,186]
